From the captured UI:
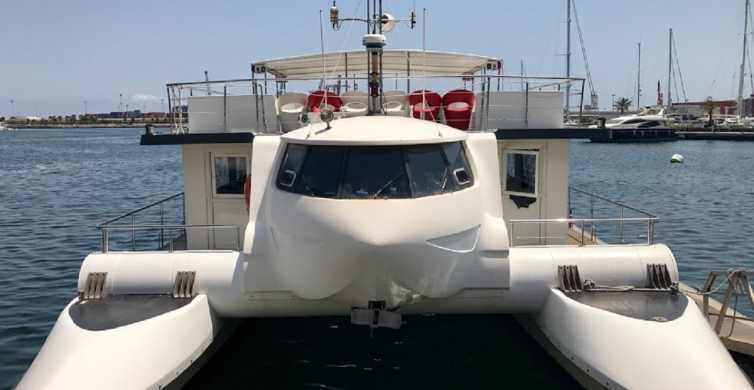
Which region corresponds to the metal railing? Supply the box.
[697,270,754,334]
[165,74,586,134]
[509,186,658,247]
[97,193,242,253]
[100,224,241,253]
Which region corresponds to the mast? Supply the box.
[637,42,641,109]
[738,0,750,120]
[565,0,572,117]
[667,28,673,110]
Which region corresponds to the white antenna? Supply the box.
[421,7,427,119]
[319,10,327,90]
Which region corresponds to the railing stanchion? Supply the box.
[131,215,136,250]
[102,229,109,253]
[580,220,585,246]
[160,204,165,249]
[510,222,515,247]
[524,82,529,129]
[619,207,624,243]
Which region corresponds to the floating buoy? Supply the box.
[671,153,684,163]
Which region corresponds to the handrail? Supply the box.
[697,270,754,335]
[570,187,656,218]
[100,224,241,253]
[99,192,184,227]
[166,74,585,87]
[510,217,657,247]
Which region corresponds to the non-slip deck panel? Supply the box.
[566,290,688,322]
[69,295,192,331]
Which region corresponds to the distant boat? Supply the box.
[590,106,672,129]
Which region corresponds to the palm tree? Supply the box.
[614,97,632,114]
[703,97,716,128]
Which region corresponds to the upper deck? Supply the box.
[154,49,586,142]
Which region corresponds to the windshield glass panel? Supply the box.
[341,148,410,199]
[292,146,344,198]
[405,145,452,197]
[277,142,473,199]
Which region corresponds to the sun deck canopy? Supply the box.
[253,50,502,79]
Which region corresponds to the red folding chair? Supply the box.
[409,90,442,121]
[442,89,475,130]
[307,90,343,112]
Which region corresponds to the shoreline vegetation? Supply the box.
[4,122,172,129]
[1,113,174,129]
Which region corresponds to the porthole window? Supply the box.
[504,150,538,197]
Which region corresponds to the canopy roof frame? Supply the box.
[252,49,503,80]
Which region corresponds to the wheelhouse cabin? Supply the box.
[133,49,631,254]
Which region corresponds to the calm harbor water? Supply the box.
[1,128,753,388]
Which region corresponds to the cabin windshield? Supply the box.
[276,142,473,199]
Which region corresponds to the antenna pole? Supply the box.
[204,70,211,96]
[565,0,572,118]
[739,0,750,120]
[667,28,673,110]
[637,42,641,109]
[319,9,326,91]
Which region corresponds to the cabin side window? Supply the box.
[214,155,248,195]
[504,150,538,197]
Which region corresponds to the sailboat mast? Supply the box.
[738,0,750,120]
[637,42,641,110]
[565,0,572,118]
[667,28,673,110]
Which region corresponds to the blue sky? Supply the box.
[0,0,749,115]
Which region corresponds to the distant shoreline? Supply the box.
[4,123,172,129]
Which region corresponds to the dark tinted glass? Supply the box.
[277,144,307,187]
[276,142,473,199]
[506,152,536,195]
[341,148,410,199]
[405,145,452,197]
[442,143,473,189]
[292,146,344,198]
[215,156,247,194]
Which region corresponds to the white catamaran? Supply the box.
[17,2,752,389]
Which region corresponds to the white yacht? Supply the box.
[17,3,751,389]
[600,107,671,129]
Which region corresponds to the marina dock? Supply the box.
[585,128,754,143]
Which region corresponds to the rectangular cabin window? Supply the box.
[214,156,248,195]
[504,150,538,197]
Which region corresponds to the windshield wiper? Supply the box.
[372,171,406,199]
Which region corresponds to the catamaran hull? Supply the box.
[16,245,752,389]
[531,288,752,389]
[16,295,222,390]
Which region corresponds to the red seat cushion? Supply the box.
[409,90,442,121]
[442,89,475,129]
[307,90,343,112]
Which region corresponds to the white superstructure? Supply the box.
[17,2,751,389]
